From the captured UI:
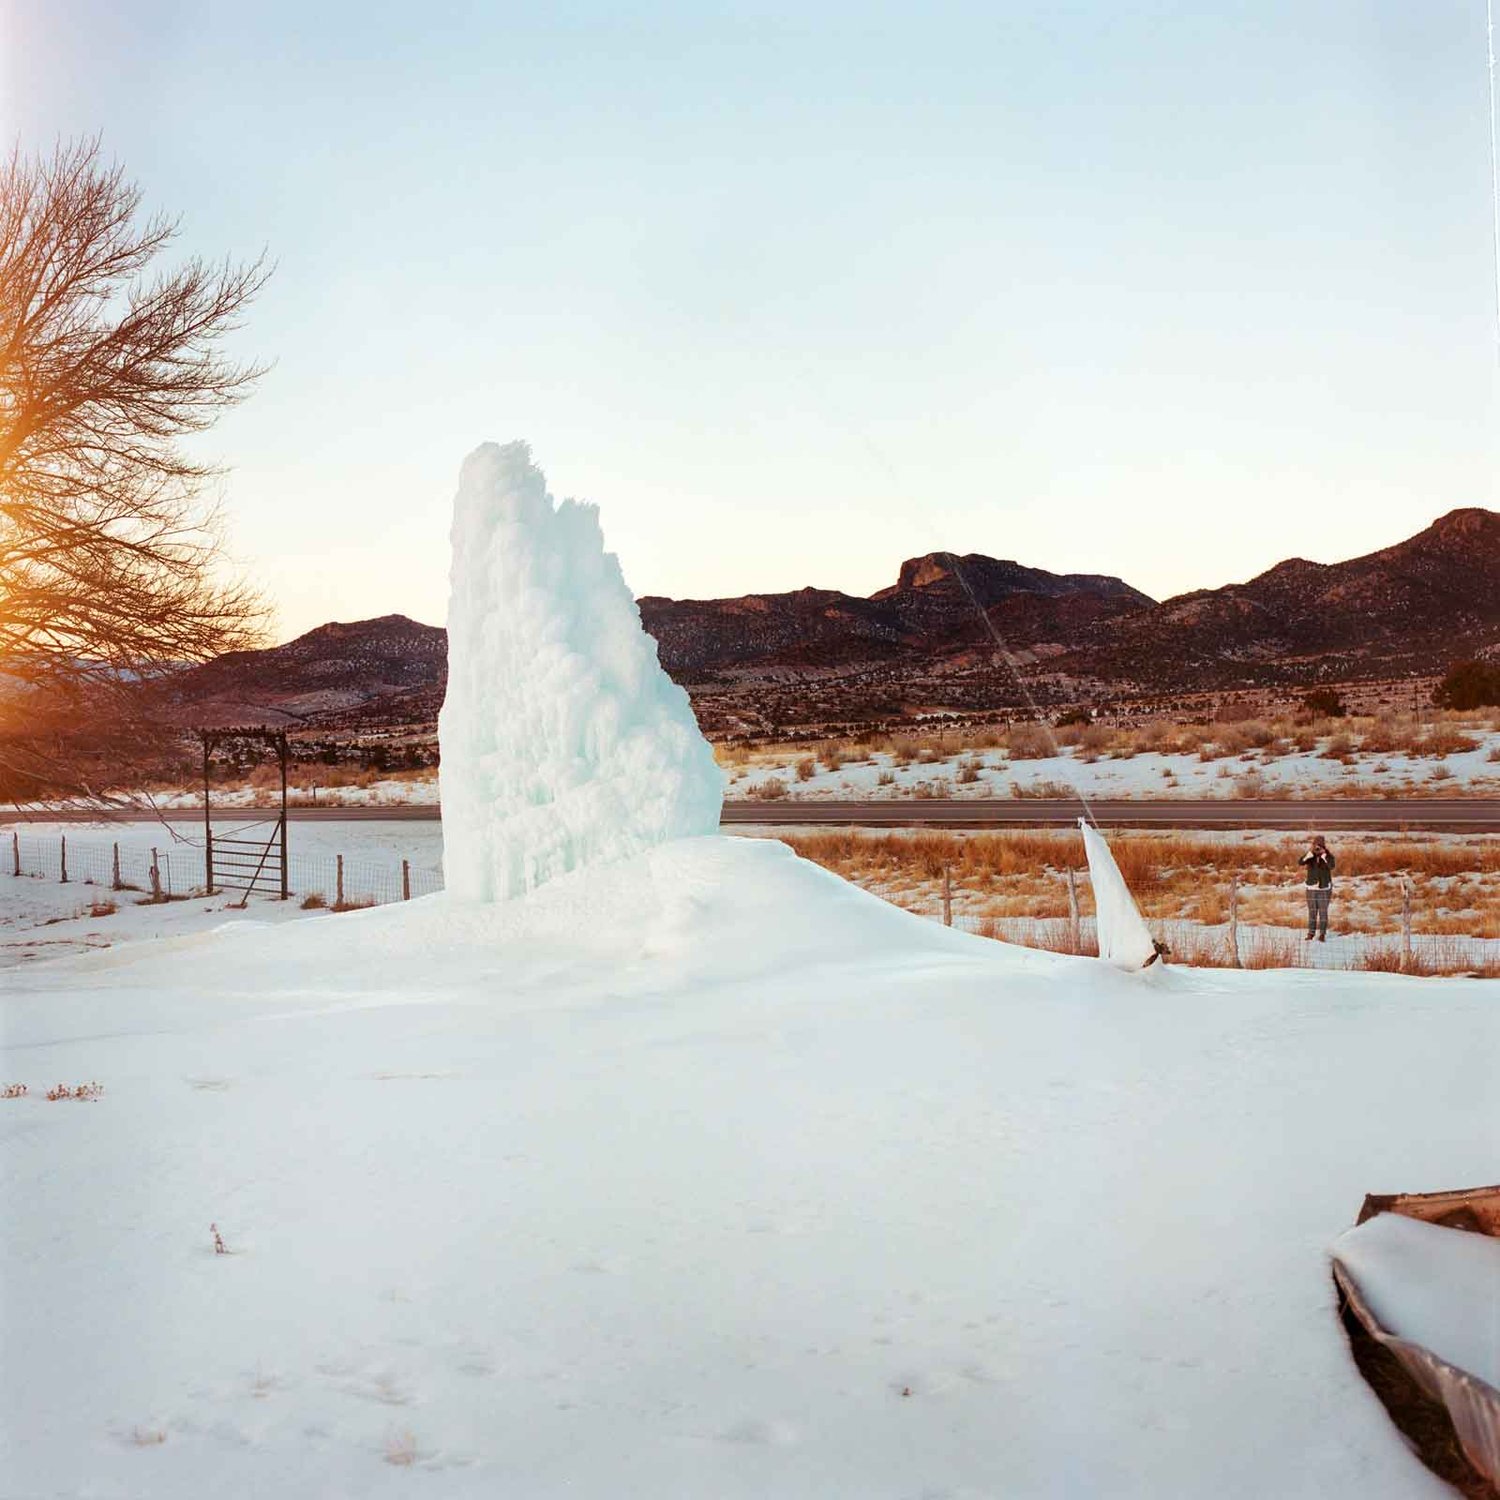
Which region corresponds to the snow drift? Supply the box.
[7,835,1497,1498]
[437,442,723,902]
[1079,817,1159,969]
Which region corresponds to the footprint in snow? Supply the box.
[717,1417,799,1446]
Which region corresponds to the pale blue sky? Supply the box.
[4,1,1496,639]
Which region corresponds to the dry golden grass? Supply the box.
[771,828,1500,971]
[721,706,1498,780]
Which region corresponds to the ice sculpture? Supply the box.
[438,441,724,902]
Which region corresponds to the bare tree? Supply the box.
[0,138,270,800]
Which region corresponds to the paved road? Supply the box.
[8,798,1498,831]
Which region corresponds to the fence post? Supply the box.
[336,854,344,909]
[11,831,18,877]
[1227,875,1241,969]
[1401,877,1413,973]
[942,864,952,927]
[60,834,67,884]
[1066,867,1081,953]
[402,859,411,901]
[112,843,122,892]
[149,849,162,902]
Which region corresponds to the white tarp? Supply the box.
[1079,816,1160,970]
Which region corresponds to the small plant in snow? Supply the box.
[46,1081,103,1101]
[210,1222,228,1255]
[2,1083,28,1099]
[384,1428,419,1466]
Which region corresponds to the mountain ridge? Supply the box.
[168,508,1500,730]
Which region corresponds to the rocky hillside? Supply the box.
[164,510,1500,731]
[170,614,447,725]
[1063,508,1500,688]
[637,553,1150,672]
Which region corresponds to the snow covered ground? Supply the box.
[97,724,1500,811]
[4,833,1496,1496]
[723,734,1500,801]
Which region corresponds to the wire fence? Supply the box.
[949,912,1500,974]
[4,831,444,910]
[7,829,1495,974]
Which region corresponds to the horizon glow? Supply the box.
[5,1,1497,644]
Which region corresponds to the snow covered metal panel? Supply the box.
[1333,1203,1500,1493]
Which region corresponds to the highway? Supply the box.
[8,798,1499,831]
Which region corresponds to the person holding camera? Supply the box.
[1298,834,1335,941]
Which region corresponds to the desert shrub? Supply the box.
[1216,725,1254,757]
[877,769,896,786]
[956,760,982,784]
[795,757,815,782]
[889,737,920,766]
[1079,723,1112,756]
[1213,699,1254,723]
[1420,725,1477,757]
[300,892,327,910]
[1322,732,1355,762]
[1233,769,1266,799]
[747,777,787,799]
[1006,723,1053,760]
[817,743,845,772]
[1301,687,1346,718]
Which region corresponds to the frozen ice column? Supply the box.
[438,441,724,902]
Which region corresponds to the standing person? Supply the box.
[1299,834,1335,941]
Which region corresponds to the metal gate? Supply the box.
[199,727,289,903]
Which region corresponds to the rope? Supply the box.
[847,430,1100,829]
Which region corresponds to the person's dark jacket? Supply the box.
[1299,849,1335,888]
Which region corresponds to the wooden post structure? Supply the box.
[942,864,952,927]
[11,831,18,877]
[202,732,215,895]
[402,859,411,901]
[1227,875,1241,969]
[278,734,289,901]
[59,834,67,884]
[112,843,121,892]
[1401,877,1413,972]
[149,848,162,902]
[1066,867,1081,953]
[336,854,345,909]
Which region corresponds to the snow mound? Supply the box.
[437,442,724,902]
[1332,1211,1500,1390]
[1080,817,1158,969]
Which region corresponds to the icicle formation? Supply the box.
[1079,818,1160,970]
[438,441,724,902]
